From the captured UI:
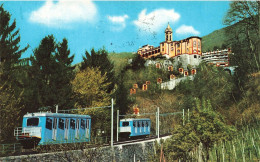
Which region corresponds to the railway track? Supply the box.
[2,134,171,157]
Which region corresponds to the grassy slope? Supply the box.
[108,52,135,75]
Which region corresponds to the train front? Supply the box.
[14,113,42,149]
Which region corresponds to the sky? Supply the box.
[2,0,231,64]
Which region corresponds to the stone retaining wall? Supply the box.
[1,141,157,162]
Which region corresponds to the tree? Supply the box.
[114,70,133,115]
[176,63,235,110]
[130,54,145,71]
[0,4,28,76]
[224,1,259,71]
[54,38,75,109]
[0,71,24,142]
[164,99,236,161]
[71,67,112,136]
[81,48,115,93]
[0,5,28,142]
[30,35,58,111]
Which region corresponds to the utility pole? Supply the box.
[111,98,113,147]
[117,110,119,142]
[157,107,160,139]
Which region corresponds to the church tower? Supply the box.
[165,23,172,42]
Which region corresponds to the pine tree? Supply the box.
[30,35,58,111]
[55,38,75,109]
[0,4,28,81]
[0,4,28,142]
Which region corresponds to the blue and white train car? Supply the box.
[119,118,151,139]
[14,112,91,148]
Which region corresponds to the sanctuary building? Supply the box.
[137,23,202,68]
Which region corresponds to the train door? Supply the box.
[134,121,137,134]
[139,121,142,133]
[86,119,89,139]
[144,121,146,133]
[52,118,57,140]
[148,121,150,132]
[76,119,79,139]
[65,119,69,140]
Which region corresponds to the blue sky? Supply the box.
[2,1,231,64]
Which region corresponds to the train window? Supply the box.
[70,119,75,129]
[81,119,85,129]
[58,119,64,130]
[145,121,148,127]
[122,122,129,127]
[46,118,52,130]
[27,118,39,126]
[138,121,140,127]
[133,121,136,127]
[142,121,145,127]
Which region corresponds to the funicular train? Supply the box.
[14,112,91,149]
[119,118,151,139]
[14,112,151,148]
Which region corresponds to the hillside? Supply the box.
[201,26,229,52]
[108,52,135,75]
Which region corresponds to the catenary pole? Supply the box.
[111,98,114,147]
[157,107,160,139]
[117,110,119,142]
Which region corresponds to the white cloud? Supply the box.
[176,25,200,35]
[133,8,180,34]
[107,14,129,31]
[29,0,97,27]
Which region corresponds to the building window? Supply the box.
[198,42,200,48]
[171,47,174,51]
[162,48,164,51]
[177,50,180,54]
[193,41,196,47]
[193,49,197,53]
[177,44,180,48]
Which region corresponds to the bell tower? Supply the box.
[165,23,173,42]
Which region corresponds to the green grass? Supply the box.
[208,125,260,161]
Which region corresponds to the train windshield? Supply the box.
[122,122,129,127]
[27,118,39,126]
